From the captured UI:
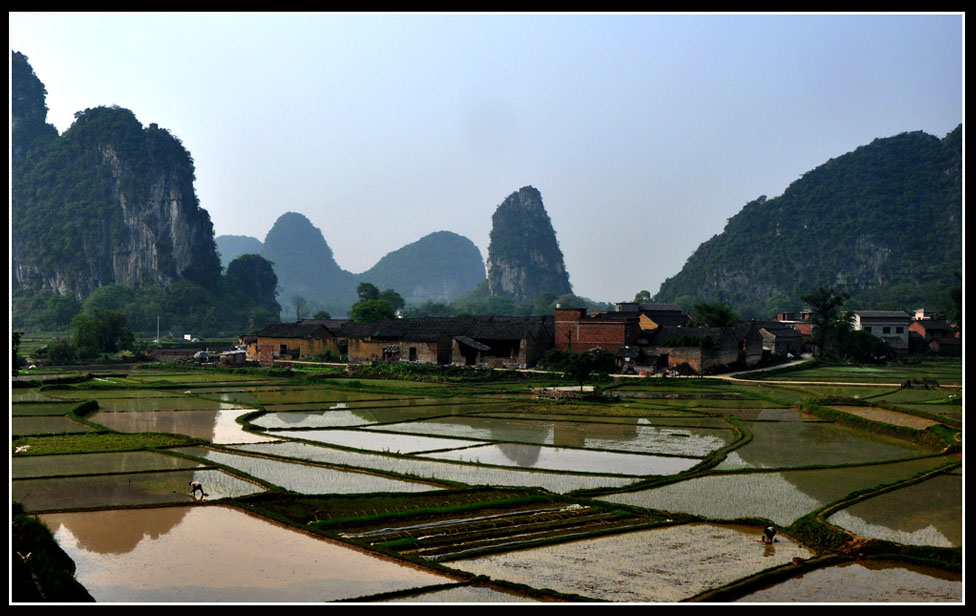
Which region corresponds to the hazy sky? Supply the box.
[9,12,963,303]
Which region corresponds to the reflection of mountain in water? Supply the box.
[91,410,218,442]
[828,474,961,546]
[495,443,542,467]
[41,505,191,555]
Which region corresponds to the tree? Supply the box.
[312,310,331,320]
[633,290,652,303]
[378,289,405,312]
[349,299,396,323]
[691,302,740,327]
[13,331,23,376]
[71,309,134,356]
[801,287,850,358]
[224,254,280,317]
[357,282,380,302]
[292,295,309,321]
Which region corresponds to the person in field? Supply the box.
[189,481,208,498]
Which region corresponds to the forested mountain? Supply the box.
[260,212,359,313]
[12,52,222,300]
[655,126,963,317]
[358,231,486,305]
[216,235,265,268]
[486,186,573,303]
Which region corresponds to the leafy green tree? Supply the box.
[691,302,740,327]
[349,299,396,323]
[357,282,380,302]
[633,290,652,303]
[46,339,77,365]
[82,283,136,313]
[224,254,280,317]
[13,331,23,376]
[378,289,405,312]
[801,287,850,358]
[312,310,331,320]
[71,309,134,356]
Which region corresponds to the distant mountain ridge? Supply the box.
[217,216,487,313]
[654,126,962,316]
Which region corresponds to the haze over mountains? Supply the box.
[12,49,963,327]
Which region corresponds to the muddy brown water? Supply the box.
[39,505,457,602]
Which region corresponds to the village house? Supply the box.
[554,307,641,354]
[908,319,961,355]
[615,302,690,331]
[334,315,556,368]
[643,326,744,374]
[251,321,342,363]
[754,320,804,357]
[851,310,912,353]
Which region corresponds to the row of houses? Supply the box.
[246,316,555,369]
[240,302,958,372]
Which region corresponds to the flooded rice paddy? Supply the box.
[14,468,264,511]
[173,446,445,494]
[39,506,457,602]
[421,442,701,476]
[601,457,958,526]
[736,560,962,602]
[826,473,962,547]
[714,421,932,470]
[15,364,961,603]
[445,523,812,602]
[88,409,277,444]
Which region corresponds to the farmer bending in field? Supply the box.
[763,526,776,544]
[189,481,208,498]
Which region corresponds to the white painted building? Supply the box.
[851,310,912,351]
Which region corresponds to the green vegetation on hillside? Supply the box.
[655,127,962,318]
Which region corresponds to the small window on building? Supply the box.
[280,344,287,354]
[882,327,891,334]
[896,327,904,334]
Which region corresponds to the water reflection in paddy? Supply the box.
[736,560,962,602]
[715,421,931,470]
[13,416,94,436]
[362,416,735,457]
[14,468,264,512]
[826,473,961,547]
[421,443,701,476]
[274,428,486,454]
[39,505,456,602]
[600,457,956,526]
[89,409,277,444]
[252,401,508,429]
[174,446,444,494]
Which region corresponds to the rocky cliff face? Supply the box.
[11,53,221,299]
[486,186,572,303]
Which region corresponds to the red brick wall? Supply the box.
[555,308,637,353]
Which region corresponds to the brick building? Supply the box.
[554,307,640,353]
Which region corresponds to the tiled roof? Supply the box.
[854,310,911,319]
[256,322,333,338]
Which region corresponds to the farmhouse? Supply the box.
[852,310,912,352]
[554,307,641,353]
[251,321,342,363]
[909,319,960,354]
[754,320,804,357]
[643,326,743,374]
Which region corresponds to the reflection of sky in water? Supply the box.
[39,506,452,602]
[274,428,486,454]
[827,511,955,547]
[422,443,699,476]
[88,409,276,444]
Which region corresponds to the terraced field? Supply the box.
[11,358,962,603]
